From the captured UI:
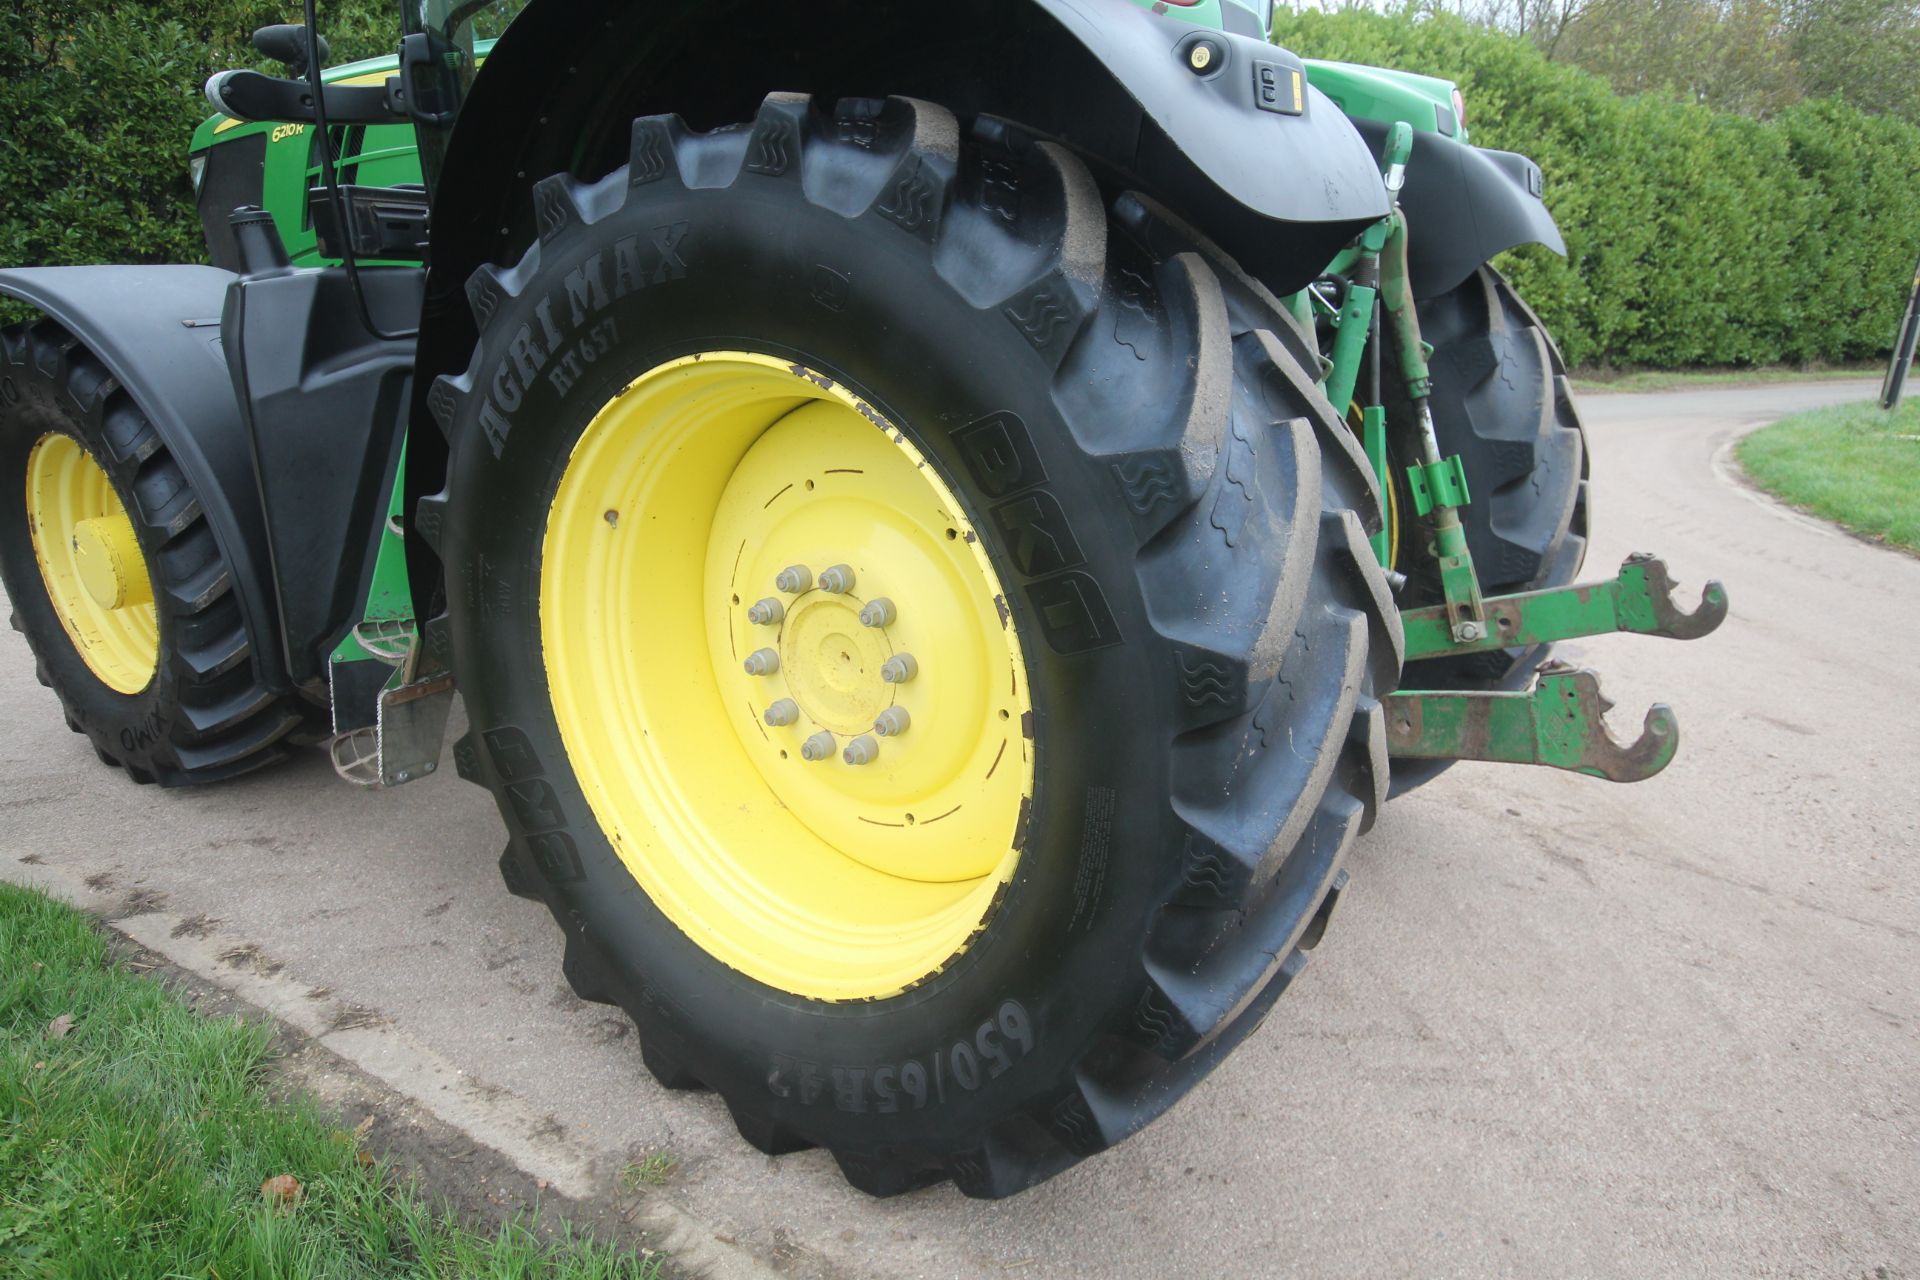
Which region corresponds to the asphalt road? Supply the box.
[4,380,1915,1278]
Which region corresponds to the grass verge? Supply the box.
[1572,365,1883,394]
[1737,398,1920,553]
[0,881,660,1278]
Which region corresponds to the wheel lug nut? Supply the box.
[880,653,918,684]
[764,699,799,727]
[858,597,896,628]
[801,731,836,761]
[843,735,880,766]
[747,597,785,626]
[744,648,780,676]
[818,564,856,594]
[873,707,910,737]
[775,565,812,593]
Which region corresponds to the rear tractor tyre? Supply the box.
[1388,265,1589,795]
[430,96,1400,1197]
[0,321,310,786]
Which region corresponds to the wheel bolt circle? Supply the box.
[764,698,799,727]
[881,653,919,684]
[843,735,880,766]
[801,731,836,761]
[858,597,897,628]
[873,706,910,737]
[775,565,813,594]
[747,597,785,626]
[819,564,856,594]
[744,648,780,676]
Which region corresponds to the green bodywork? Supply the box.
[328,440,413,666]
[1303,60,1466,145]
[1123,0,1233,31]
[190,18,1478,702]
[193,8,1726,785]
[190,54,430,267]
[192,47,490,693]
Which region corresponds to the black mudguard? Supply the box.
[1007,0,1390,228]
[222,267,419,687]
[0,266,290,695]
[425,0,1387,291]
[0,264,423,699]
[1352,119,1566,301]
[409,0,1389,460]
[406,0,1395,593]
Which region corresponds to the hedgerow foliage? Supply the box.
[1275,6,1920,367]
[3,3,1917,367]
[0,1,390,271]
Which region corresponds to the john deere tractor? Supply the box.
[0,0,1726,1197]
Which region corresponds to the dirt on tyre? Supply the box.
[1389,265,1589,794]
[0,321,311,785]
[428,95,1401,1197]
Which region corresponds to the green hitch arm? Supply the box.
[1385,664,1681,783]
[1319,123,1408,431]
[1323,270,1377,416]
[1379,204,1486,638]
[1361,403,1390,564]
[1400,554,1730,662]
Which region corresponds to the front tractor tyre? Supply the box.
[429,96,1400,1197]
[0,322,310,785]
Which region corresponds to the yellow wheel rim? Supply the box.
[24,433,158,695]
[541,353,1034,1001]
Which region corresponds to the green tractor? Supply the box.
[0,0,1726,1197]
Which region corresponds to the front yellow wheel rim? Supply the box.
[541,354,1033,1001]
[24,434,158,695]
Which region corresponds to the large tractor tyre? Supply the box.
[428,96,1400,1199]
[0,322,312,786]
[1387,265,1589,795]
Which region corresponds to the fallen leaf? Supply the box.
[45,1014,73,1040]
[261,1174,302,1212]
[356,1151,375,1168]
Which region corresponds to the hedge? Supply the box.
[0,0,388,329]
[4,4,1918,368]
[1273,7,1920,367]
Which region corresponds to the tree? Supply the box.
[1787,0,1920,124]
[1549,0,1802,115]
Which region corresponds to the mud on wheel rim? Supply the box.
[541,352,1033,1002]
[24,432,157,695]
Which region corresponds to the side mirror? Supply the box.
[253,23,329,76]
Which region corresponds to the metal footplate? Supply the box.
[326,615,457,789]
[1399,553,1729,662]
[1386,664,1679,782]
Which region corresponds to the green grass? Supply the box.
[1572,365,1883,394]
[618,1153,678,1192]
[1737,398,1920,553]
[0,882,661,1278]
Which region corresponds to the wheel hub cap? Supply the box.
[778,596,888,734]
[71,513,151,611]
